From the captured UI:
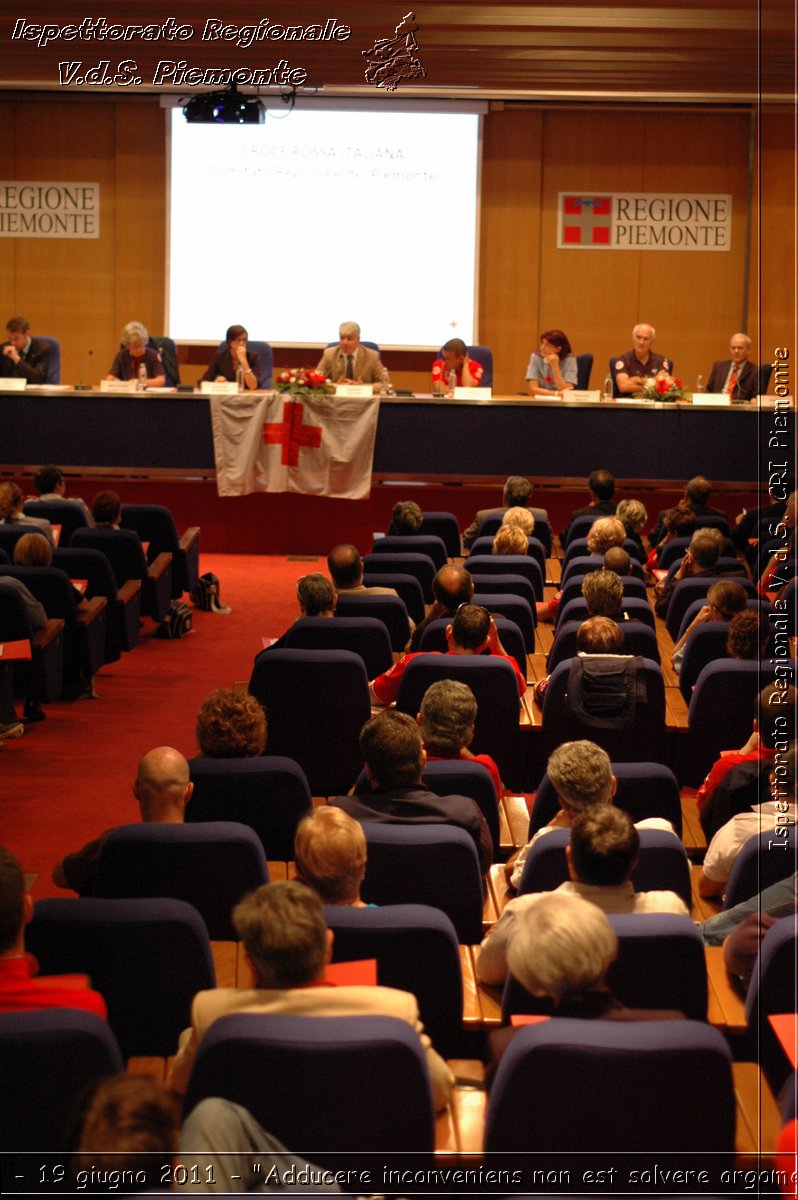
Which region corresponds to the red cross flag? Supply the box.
[210,392,380,500]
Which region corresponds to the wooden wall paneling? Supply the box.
[2,97,120,385]
[755,109,795,384]
[636,109,751,390]
[537,110,645,388]
[0,100,18,304]
[112,100,167,346]
[479,106,543,397]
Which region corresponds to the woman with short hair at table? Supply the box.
[526,329,577,397]
[106,321,165,388]
[198,324,260,392]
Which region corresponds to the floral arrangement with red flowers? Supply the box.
[640,373,686,403]
[276,368,332,395]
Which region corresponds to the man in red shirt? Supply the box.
[431,338,484,394]
[0,846,106,1017]
[369,602,526,706]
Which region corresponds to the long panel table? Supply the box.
[1,388,792,483]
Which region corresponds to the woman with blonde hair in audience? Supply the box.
[294,807,368,907]
[615,498,648,556]
[492,524,528,556]
[501,506,535,536]
[196,688,267,758]
[586,516,626,555]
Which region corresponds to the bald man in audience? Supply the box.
[52,746,192,895]
[327,543,399,597]
[408,564,473,651]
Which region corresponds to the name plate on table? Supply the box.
[335,383,373,398]
[100,379,137,393]
[200,381,239,395]
[454,386,492,400]
[566,390,602,402]
[692,393,730,406]
[0,378,26,391]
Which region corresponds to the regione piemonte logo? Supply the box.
[560,195,612,245]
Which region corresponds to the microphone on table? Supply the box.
[75,349,94,390]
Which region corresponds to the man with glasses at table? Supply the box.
[706,333,759,402]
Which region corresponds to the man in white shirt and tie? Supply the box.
[706,333,759,401]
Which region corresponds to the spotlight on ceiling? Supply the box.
[183,82,264,124]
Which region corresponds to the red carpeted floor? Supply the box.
[0,553,322,897]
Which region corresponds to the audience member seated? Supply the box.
[197,324,260,391]
[332,709,492,874]
[561,469,616,543]
[105,321,165,388]
[491,525,528,557]
[91,490,123,529]
[535,613,624,705]
[486,891,684,1081]
[707,875,798,948]
[294,807,368,907]
[328,544,398,597]
[431,337,484,394]
[0,316,52,384]
[51,746,192,895]
[507,740,674,891]
[68,1075,181,1191]
[316,321,389,390]
[700,741,796,898]
[670,579,749,674]
[0,482,54,545]
[697,685,797,836]
[731,472,794,554]
[649,476,728,549]
[603,546,632,577]
[0,548,48,724]
[418,679,503,800]
[525,328,577,396]
[727,608,770,661]
[0,846,106,1016]
[32,465,94,527]
[706,334,760,402]
[501,506,535,535]
[645,505,698,572]
[613,323,672,396]
[258,573,336,654]
[390,500,424,535]
[478,807,688,985]
[654,529,747,618]
[369,602,526,706]
[615,499,648,556]
[166,879,454,1108]
[757,491,796,595]
[196,688,267,758]
[462,476,546,550]
[408,564,473,652]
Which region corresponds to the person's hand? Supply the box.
[674,551,692,580]
[2,344,19,363]
[214,374,227,382]
[486,616,502,652]
[234,344,248,365]
[542,351,559,368]
[735,508,747,526]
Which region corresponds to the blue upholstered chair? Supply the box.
[745,916,798,1093]
[28,897,215,1058]
[187,755,312,861]
[23,499,89,544]
[249,648,371,795]
[361,552,436,603]
[36,334,62,384]
[547,619,659,671]
[284,615,393,678]
[335,590,413,649]
[0,1009,123,1151]
[472,591,536,652]
[465,554,543,600]
[361,823,484,943]
[371,534,447,572]
[54,546,141,660]
[71,527,173,622]
[92,822,268,940]
[120,503,200,597]
[723,829,798,910]
[418,615,527,682]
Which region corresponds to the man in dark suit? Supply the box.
[0,316,51,384]
[316,320,389,389]
[706,333,759,401]
[462,475,548,549]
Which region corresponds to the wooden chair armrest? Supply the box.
[733,1061,782,1159]
[76,595,107,625]
[179,526,201,552]
[705,945,748,1034]
[117,579,142,603]
[127,1057,167,1082]
[210,940,238,988]
[148,552,173,581]
[501,794,532,849]
[691,863,724,920]
[32,617,65,648]
[460,945,481,1025]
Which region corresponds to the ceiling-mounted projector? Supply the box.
[183,83,264,124]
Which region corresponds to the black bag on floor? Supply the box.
[191,572,232,614]
[156,600,193,639]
